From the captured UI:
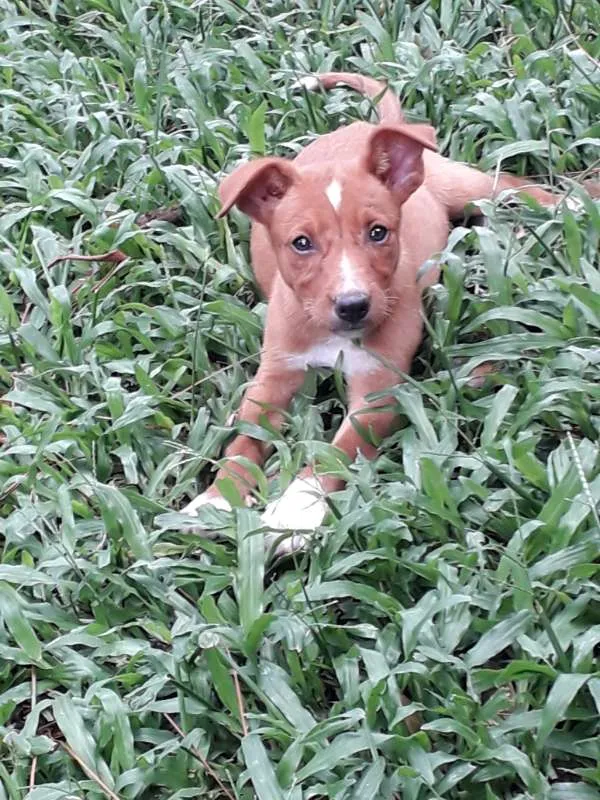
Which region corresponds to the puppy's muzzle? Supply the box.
[334,292,371,326]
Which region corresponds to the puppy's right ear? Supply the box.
[366,124,437,206]
[217,158,297,225]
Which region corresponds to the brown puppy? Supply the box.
[183,71,564,552]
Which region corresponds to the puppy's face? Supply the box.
[261,168,401,335]
[218,125,435,336]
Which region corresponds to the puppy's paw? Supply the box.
[181,491,232,516]
[565,196,584,213]
[291,75,321,92]
[262,475,328,555]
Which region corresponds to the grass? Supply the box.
[1,0,599,797]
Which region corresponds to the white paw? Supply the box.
[181,492,232,515]
[565,196,584,213]
[261,475,328,555]
[291,75,320,92]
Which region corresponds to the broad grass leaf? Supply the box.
[356,12,394,60]
[465,610,532,667]
[133,57,149,115]
[93,484,152,561]
[449,333,563,358]
[296,731,391,780]
[561,283,600,325]
[0,284,19,328]
[114,444,139,484]
[481,385,518,446]
[478,743,543,794]
[421,718,480,746]
[476,226,511,304]
[472,659,556,693]
[588,678,600,715]
[110,397,157,430]
[420,458,462,528]
[247,101,267,155]
[563,210,583,270]
[390,387,438,451]
[241,734,284,800]
[481,139,548,170]
[0,764,20,799]
[465,308,565,338]
[53,695,113,787]
[0,566,56,586]
[406,744,456,786]
[549,784,600,799]
[205,648,240,720]
[351,757,385,799]
[236,509,264,633]
[297,709,365,744]
[303,580,402,618]
[203,300,263,336]
[538,467,581,532]
[258,662,316,733]
[244,613,275,656]
[529,541,598,580]
[4,388,62,415]
[92,687,136,772]
[324,551,387,581]
[26,790,86,800]
[537,673,590,751]
[13,268,49,315]
[49,188,98,218]
[0,582,42,663]
[237,41,269,82]
[436,762,477,794]
[18,323,60,362]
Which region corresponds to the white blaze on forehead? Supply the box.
[325,179,342,212]
[340,251,366,293]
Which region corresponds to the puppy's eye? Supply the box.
[369,224,389,243]
[291,235,314,253]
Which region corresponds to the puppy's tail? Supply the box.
[433,162,599,219]
[492,173,562,207]
[294,72,404,125]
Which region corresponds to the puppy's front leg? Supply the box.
[330,367,401,471]
[182,359,305,515]
[263,364,402,554]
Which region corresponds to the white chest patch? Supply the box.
[287,335,380,376]
[325,179,342,211]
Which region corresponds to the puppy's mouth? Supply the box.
[331,321,368,338]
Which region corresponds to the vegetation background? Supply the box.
[1,0,599,797]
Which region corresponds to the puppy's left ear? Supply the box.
[366,124,437,205]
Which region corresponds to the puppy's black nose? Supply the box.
[334,292,371,324]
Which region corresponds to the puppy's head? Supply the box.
[218,124,436,336]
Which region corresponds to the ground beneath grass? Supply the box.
[1,1,599,798]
